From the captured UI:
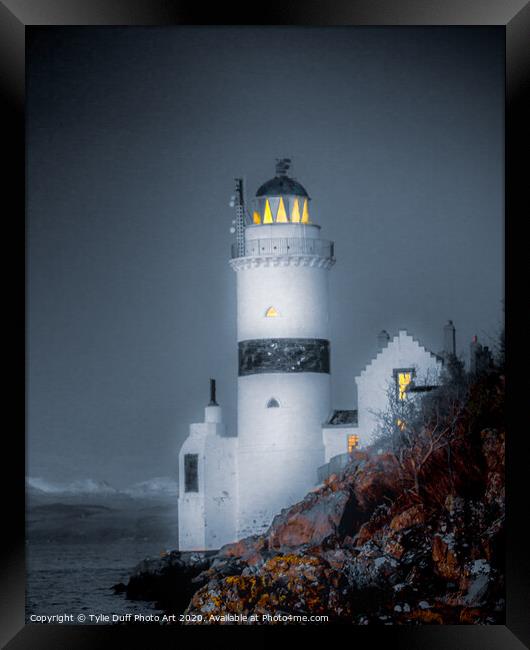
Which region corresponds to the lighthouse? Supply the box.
[177,160,454,551]
[177,159,335,550]
[230,159,335,538]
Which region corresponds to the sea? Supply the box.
[25,487,179,624]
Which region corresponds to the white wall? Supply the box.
[236,264,330,341]
[237,222,331,341]
[355,331,443,446]
[245,223,321,241]
[234,220,333,539]
[322,427,351,463]
[238,373,330,450]
[178,425,207,551]
[178,406,237,551]
[236,365,329,538]
[203,432,237,550]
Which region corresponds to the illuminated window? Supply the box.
[276,197,288,222]
[291,198,301,223]
[184,454,198,492]
[396,418,406,431]
[263,199,273,223]
[348,434,360,452]
[301,199,310,223]
[265,306,279,318]
[253,211,261,224]
[267,398,280,408]
[394,369,414,400]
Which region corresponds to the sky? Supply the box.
[27,26,504,487]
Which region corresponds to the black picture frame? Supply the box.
[2,1,527,647]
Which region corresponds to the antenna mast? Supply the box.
[234,178,246,258]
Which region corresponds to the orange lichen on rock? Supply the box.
[390,505,425,531]
[184,552,351,623]
[138,373,506,626]
[409,609,444,624]
[432,534,461,581]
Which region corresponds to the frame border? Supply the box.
[2,1,527,647]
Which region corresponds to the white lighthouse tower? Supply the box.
[230,159,335,538]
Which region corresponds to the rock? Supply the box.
[352,453,401,512]
[124,550,216,614]
[384,538,405,560]
[390,505,425,532]
[217,535,267,566]
[460,559,493,607]
[481,429,505,509]
[459,607,484,624]
[409,609,443,624]
[354,504,391,546]
[117,372,505,625]
[432,533,461,581]
[185,553,352,623]
[345,540,402,590]
[268,488,353,550]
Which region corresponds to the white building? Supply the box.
[178,160,453,551]
[178,160,333,550]
[319,329,447,469]
[177,381,237,551]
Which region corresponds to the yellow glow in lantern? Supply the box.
[263,199,273,223]
[291,198,300,222]
[276,197,288,222]
[301,199,309,223]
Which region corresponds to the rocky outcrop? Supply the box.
[182,425,504,623]
[113,551,217,613]
[119,373,505,625]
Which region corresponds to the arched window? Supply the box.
[265,306,280,318]
[267,398,280,408]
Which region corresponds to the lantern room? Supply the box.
[252,159,312,225]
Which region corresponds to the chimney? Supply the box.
[443,320,456,358]
[470,335,480,374]
[208,378,218,406]
[205,378,222,423]
[377,330,390,350]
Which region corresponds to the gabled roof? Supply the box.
[358,329,444,379]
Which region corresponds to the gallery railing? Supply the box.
[231,237,334,260]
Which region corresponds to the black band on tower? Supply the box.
[238,338,330,376]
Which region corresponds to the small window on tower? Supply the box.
[267,398,280,408]
[184,454,199,492]
[265,306,279,318]
[348,434,359,452]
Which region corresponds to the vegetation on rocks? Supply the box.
[119,338,505,625]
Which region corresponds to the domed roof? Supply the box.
[256,159,310,199]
